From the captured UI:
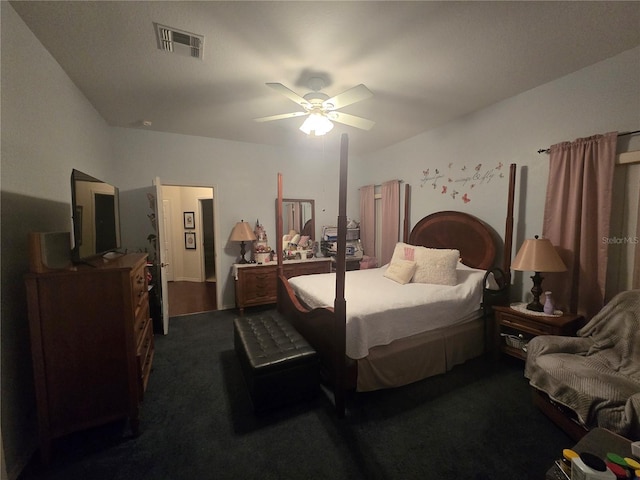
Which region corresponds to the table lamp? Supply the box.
[511,235,567,312]
[229,220,256,264]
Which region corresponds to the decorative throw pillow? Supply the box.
[412,247,460,286]
[404,246,415,261]
[384,259,417,285]
[390,242,416,265]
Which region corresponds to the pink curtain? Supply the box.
[634,187,640,289]
[542,132,617,320]
[380,180,400,265]
[359,185,375,257]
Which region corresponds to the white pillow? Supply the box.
[412,247,459,285]
[390,242,418,264]
[390,242,460,285]
[383,259,417,285]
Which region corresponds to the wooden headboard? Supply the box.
[408,210,499,270]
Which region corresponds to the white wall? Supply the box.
[2,2,639,477]
[1,4,115,478]
[110,128,349,309]
[357,45,640,301]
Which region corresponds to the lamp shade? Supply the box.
[229,221,257,242]
[511,236,566,272]
[299,113,334,136]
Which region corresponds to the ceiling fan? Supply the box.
[254,77,375,136]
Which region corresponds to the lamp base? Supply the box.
[238,241,249,264]
[525,300,544,312]
[527,271,545,312]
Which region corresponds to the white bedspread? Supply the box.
[288,264,485,359]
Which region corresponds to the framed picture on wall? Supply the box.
[183,211,195,229]
[185,232,196,250]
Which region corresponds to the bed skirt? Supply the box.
[355,315,484,392]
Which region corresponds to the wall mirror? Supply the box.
[278,198,315,239]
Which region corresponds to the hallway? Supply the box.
[168,281,217,317]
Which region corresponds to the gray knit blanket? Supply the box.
[524,290,640,439]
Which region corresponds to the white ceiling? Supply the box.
[10,1,640,155]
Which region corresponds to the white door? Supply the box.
[154,177,170,334]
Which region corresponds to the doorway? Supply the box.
[168,281,216,316]
[200,198,216,282]
[159,185,218,317]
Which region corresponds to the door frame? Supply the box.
[153,177,170,334]
[198,196,216,283]
[154,180,220,327]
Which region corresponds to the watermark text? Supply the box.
[602,236,639,245]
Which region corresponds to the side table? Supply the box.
[233,258,331,314]
[493,305,584,360]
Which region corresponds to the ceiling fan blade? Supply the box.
[254,111,309,123]
[266,83,310,108]
[329,112,375,131]
[323,84,373,110]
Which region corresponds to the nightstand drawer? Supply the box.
[234,259,331,313]
[243,271,277,298]
[493,305,584,361]
[499,313,556,336]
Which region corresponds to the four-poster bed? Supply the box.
[276,134,515,415]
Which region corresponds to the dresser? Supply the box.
[233,258,331,313]
[24,253,153,463]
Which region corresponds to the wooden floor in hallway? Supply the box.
[168,281,217,317]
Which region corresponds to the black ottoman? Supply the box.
[233,313,319,412]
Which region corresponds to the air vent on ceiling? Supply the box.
[154,23,204,59]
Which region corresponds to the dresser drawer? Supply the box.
[493,305,584,361]
[234,260,331,312]
[241,270,277,302]
[499,312,554,336]
[136,317,154,398]
[133,300,150,345]
[286,260,331,277]
[131,264,148,309]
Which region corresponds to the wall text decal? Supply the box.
[419,161,505,205]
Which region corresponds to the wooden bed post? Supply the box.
[403,183,411,242]
[277,173,284,276]
[333,134,349,418]
[503,164,516,283]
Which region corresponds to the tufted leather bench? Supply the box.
[233,313,319,412]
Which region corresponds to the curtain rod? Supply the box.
[359,179,404,189]
[537,129,640,154]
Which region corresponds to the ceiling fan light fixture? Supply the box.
[299,113,334,136]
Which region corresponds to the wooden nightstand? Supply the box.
[233,258,331,314]
[493,305,584,360]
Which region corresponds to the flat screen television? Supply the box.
[70,169,121,262]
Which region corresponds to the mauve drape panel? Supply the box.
[359,185,375,257]
[542,132,617,320]
[380,180,400,266]
[635,187,640,289]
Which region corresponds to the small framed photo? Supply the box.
[185,232,196,250]
[183,211,195,229]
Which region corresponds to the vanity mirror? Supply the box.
[278,198,315,239]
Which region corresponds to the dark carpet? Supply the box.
[19,309,572,480]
